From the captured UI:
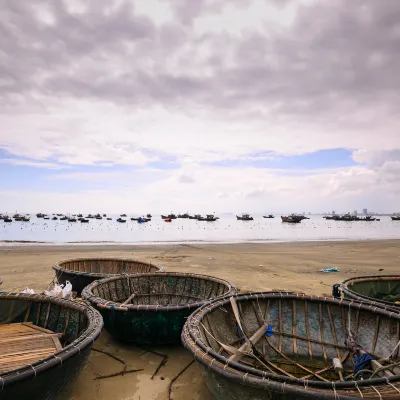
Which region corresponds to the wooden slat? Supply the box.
[371,315,380,354]
[292,300,297,355]
[319,304,327,362]
[326,305,341,359]
[304,301,312,360]
[0,322,62,374]
[278,300,283,352]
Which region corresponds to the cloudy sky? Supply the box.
[1,0,400,214]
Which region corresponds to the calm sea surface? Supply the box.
[1,215,400,245]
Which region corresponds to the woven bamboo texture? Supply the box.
[82,272,236,345]
[341,275,400,312]
[0,292,103,400]
[53,257,161,295]
[182,292,400,400]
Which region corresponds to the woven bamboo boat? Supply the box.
[53,257,162,295]
[339,275,400,313]
[0,292,102,400]
[182,292,400,399]
[82,272,236,345]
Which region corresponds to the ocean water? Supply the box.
[1,215,400,245]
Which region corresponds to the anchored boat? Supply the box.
[82,272,236,345]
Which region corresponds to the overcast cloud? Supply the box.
[1,0,400,212]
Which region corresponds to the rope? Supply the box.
[371,386,382,400]
[388,340,400,359]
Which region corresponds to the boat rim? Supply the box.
[0,292,103,388]
[340,274,400,309]
[82,272,237,312]
[52,257,161,279]
[182,291,400,391]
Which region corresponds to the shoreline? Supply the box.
[1,236,397,247]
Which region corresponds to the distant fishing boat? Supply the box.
[68,218,77,222]
[3,217,12,222]
[80,218,89,223]
[60,216,68,220]
[391,214,400,221]
[281,215,301,223]
[36,213,45,218]
[263,214,274,218]
[161,214,177,219]
[52,217,58,220]
[107,217,112,220]
[146,214,152,218]
[120,214,127,217]
[178,213,190,218]
[117,218,126,223]
[236,214,253,221]
[198,214,219,221]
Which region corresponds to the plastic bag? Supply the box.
[20,288,35,294]
[44,283,64,297]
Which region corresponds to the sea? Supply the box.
[1,214,400,245]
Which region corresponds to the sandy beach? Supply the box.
[1,240,399,400]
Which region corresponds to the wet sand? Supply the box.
[1,240,399,400]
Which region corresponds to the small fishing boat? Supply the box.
[120,214,127,217]
[103,214,107,217]
[178,213,190,218]
[263,214,275,218]
[0,292,102,400]
[36,213,45,218]
[117,218,126,223]
[146,214,152,218]
[21,216,30,222]
[77,214,83,218]
[52,217,58,220]
[198,214,219,221]
[337,274,400,312]
[80,218,89,223]
[281,215,301,223]
[164,218,172,222]
[43,216,50,220]
[82,272,236,345]
[106,217,112,220]
[391,214,400,221]
[236,214,253,221]
[183,292,400,400]
[53,257,162,295]
[3,217,12,223]
[68,218,77,222]
[161,214,177,219]
[60,216,68,221]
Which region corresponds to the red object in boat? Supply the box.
[164,218,172,222]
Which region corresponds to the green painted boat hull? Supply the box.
[98,307,191,344]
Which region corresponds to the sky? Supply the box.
[1,0,400,214]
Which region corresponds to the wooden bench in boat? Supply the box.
[0,322,62,374]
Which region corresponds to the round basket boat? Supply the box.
[53,257,162,295]
[339,275,400,312]
[0,292,103,400]
[82,272,236,345]
[182,292,400,400]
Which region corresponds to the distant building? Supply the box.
[363,208,368,215]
